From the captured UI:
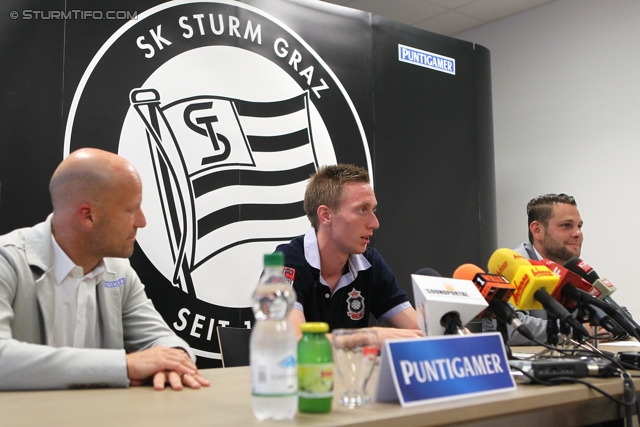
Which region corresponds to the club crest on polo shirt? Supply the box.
[283,267,296,286]
[346,288,365,320]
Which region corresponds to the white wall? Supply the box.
[457,0,640,317]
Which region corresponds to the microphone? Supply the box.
[541,257,640,341]
[591,278,618,299]
[415,267,442,277]
[452,263,483,280]
[487,248,558,310]
[487,249,590,337]
[453,263,535,341]
[453,264,514,305]
[529,259,601,308]
[530,258,630,339]
[415,267,464,335]
[539,265,640,341]
[563,257,600,283]
[418,267,471,333]
[412,268,487,336]
[531,259,629,338]
[590,279,636,331]
[581,304,627,337]
[531,286,591,337]
[564,257,634,317]
[563,258,620,304]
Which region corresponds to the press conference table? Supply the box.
[2,345,639,427]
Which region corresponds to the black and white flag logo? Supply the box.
[130,88,316,295]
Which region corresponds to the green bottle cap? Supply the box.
[263,251,284,267]
[300,322,329,333]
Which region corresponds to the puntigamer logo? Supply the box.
[64,0,370,364]
[398,44,455,75]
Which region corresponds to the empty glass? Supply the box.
[332,329,379,408]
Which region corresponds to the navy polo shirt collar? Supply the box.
[302,228,371,295]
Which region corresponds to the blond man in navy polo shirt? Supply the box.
[276,164,423,343]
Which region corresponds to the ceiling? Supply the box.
[320,0,556,36]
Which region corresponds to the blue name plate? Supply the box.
[374,333,515,406]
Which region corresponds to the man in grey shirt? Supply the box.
[0,148,210,390]
[484,193,583,345]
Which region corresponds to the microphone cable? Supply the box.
[509,335,639,425]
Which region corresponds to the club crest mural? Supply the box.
[63,0,370,365]
[1,0,496,368]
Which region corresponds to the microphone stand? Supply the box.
[564,305,605,355]
[535,312,561,358]
[583,306,599,350]
[571,305,586,349]
[559,319,573,350]
[581,307,607,354]
[546,312,559,347]
[495,318,513,359]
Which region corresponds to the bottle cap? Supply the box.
[264,251,285,267]
[300,322,329,333]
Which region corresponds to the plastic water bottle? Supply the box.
[250,252,298,420]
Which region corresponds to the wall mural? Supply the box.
[0,0,496,367]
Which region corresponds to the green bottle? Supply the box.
[298,322,334,413]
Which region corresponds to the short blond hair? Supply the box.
[304,164,370,230]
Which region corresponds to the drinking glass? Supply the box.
[332,329,379,408]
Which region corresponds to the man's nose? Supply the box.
[136,209,147,228]
[573,227,583,237]
[369,212,380,229]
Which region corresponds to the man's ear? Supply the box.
[78,203,96,229]
[529,221,543,242]
[317,205,331,226]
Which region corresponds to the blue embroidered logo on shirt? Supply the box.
[104,278,125,288]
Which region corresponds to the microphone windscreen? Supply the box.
[564,257,600,284]
[415,268,442,277]
[535,258,600,306]
[452,263,484,280]
[592,279,617,298]
[487,248,531,281]
[487,249,558,310]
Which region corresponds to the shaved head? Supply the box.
[50,148,139,212]
[49,148,146,272]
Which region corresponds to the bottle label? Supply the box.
[298,363,334,398]
[251,353,298,396]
